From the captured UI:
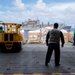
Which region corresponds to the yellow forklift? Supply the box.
[0,23,23,52]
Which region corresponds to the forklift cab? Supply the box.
[0,23,23,52]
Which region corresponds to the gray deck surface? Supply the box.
[0,43,75,73]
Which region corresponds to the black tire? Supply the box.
[14,42,22,53]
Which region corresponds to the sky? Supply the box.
[0,0,75,27]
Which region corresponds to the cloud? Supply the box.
[34,0,49,13]
[12,0,26,11]
[0,11,25,23]
[48,3,75,24]
[33,0,75,25]
[1,0,75,26]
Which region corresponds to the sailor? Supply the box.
[45,23,65,66]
